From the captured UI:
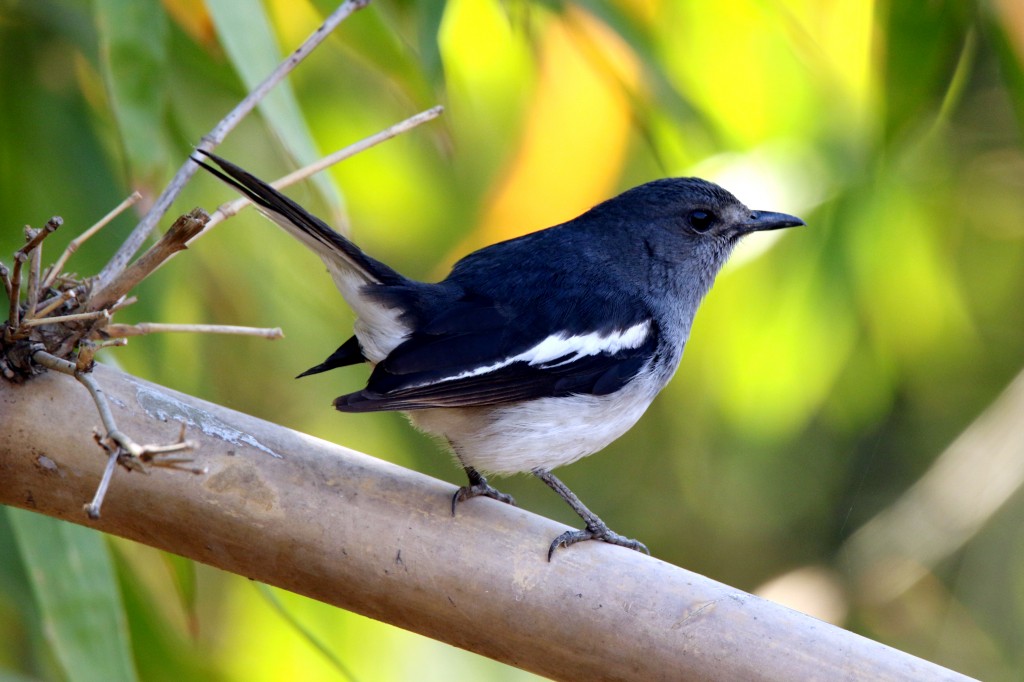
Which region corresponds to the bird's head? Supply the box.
[580,177,805,314]
[598,177,804,246]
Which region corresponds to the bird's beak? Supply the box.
[742,211,805,232]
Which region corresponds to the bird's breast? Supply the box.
[407,371,665,476]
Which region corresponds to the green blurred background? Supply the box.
[3,0,1024,679]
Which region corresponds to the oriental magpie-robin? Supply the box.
[194,151,804,559]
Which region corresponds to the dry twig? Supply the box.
[1,3,380,516]
[1,210,219,515]
[105,323,284,339]
[5,220,59,326]
[88,208,209,311]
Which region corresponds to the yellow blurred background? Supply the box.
[3,0,1024,679]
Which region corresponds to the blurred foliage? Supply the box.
[2,0,1024,679]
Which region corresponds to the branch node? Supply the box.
[32,349,202,517]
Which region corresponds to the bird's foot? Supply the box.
[533,469,649,560]
[547,521,650,561]
[451,467,516,515]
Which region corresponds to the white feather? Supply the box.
[327,269,408,364]
[522,321,651,366]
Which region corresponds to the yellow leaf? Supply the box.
[462,9,641,254]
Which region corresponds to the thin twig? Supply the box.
[86,446,121,519]
[33,290,77,319]
[8,246,24,328]
[92,0,372,296]
[21,310,110,327]
[16,218,61,259]
[105,322,284,338]
[43,192,142,290]
[200,105,444,234]
[88,338,129,355]
[24,229,43,320]
[1,263,11,303]
[29,349,74,373]
[32,350,122,444]
[109,295,138,313]
[8,218,62,327]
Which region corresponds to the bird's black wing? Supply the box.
[332,295,658,412]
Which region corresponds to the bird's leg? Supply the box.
[534,470,650,560]
[451,466,517,515]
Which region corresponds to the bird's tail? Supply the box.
[193,150,406,288]
[194,150,417,365]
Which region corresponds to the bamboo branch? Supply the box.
[0,364,976,682]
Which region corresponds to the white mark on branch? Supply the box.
[673,598,723,630]
[135,385,282,459]
[36,455,63,476]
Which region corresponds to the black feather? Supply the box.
[333,327,658,412]
[296,335,364,378]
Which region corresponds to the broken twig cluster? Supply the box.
[0,201,228,516]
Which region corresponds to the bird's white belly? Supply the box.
[407,377,659,476]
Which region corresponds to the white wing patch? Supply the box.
[436,320,652,385]
[524,322,651,367]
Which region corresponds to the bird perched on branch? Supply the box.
[194,150,803,559]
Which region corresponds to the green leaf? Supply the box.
[110,550,213,682]
[8,509,138,682]
[0,670,48,682]
[205,0,345,220]
[93,0,170,188]
[987,7,1024,139]
[256,583,360,682]
[880,1,975,140]
[160,552,197,631]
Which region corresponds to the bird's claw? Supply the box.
[451,482,517,516]
[547,523,650,561]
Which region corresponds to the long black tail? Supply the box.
[193,150,406,286]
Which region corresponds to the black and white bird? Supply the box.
[194,151,804,559]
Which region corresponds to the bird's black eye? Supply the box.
[688,210,715,233]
